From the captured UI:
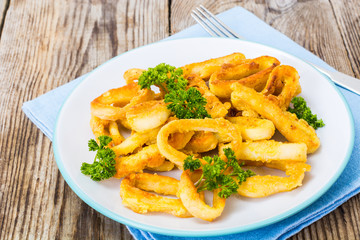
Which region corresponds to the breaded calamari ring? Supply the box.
[90,115,124,146]
[184,131,218,153]
[146,160,175,172]
[178,170,226,222]
[157,118,242,168]
[168,131,195,150]
[187,74,230,118]
[114,144,165,178]
[120,173,192,218]
[231,83,320,153]
[90,114,110,139]
[126,100,171,132]
[112,127,160,156]
[237,161,311,197]
[181,52,246,79]
[219,140,308,163]
[108,121,125,145]
[166,117,195,150]
[260,65,301,110]
[209,56,280,98]
[226,116,275,141]
[91,86,155,121]
[123,68,144,84]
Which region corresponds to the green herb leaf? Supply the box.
[288,96,325,130]
[183,148,255,199]
[138,63,210,119]
[88,139,99,151]
[81,136,117,181]
[165,87,211,119]
[183,155,201,172]
[138,63,176,92]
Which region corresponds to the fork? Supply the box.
[191,5,360,96]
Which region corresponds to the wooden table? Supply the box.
[1,0,359,239]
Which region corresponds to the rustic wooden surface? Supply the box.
[0,0,359,239]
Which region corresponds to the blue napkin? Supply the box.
[22,6,360,240]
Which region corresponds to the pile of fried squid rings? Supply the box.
[89,53,320,222]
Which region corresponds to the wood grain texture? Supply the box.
[330,0,360,78]
[0,0,9,35]
[0,0,359,239]
[0,0,168,239]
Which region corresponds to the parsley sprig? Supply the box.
[288,96,325,130]
[138,63,187,93]
[183,148,255,198]
[81,136,116,181]
[138,63,210,119]
[165,87,210,119]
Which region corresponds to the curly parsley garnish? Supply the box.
[80,136,116,181]
[138,63,210,119]
[183,148,255,198]
[288,96,325,130]
[165,87,210,119]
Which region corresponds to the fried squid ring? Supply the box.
[108,121,125,145]
[114,144,165,178]
[157,118,242,168]
[91,85,155,121]
[120,173,192,218]
[168,131,195,150]
[184,131,218,153]
[237,161,311,197]
[219,140,307,163]
[90,114,110,138]
[90,115,124,146]
[126,100,171,132]
[187,75,230,118]
[112,127,160,156]
[178,170,226,222]
[123,68,144,84]
[181,52,246,79]
[209,56,280,98]
[90,83,139,120]
[260,65,301,110]
[231,83,320,153]
[226,116,275,141]
[165,117,195,149]
[146,160,175,172]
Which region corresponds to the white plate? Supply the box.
[53,38,354,237]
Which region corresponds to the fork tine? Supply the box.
[199,5,243,39]
[196,7,234,38]
[191,10,225,38]
[191,12,218,37]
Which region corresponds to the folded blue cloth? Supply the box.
[22,6,359,240]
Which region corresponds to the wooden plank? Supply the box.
[0,0,168,239]
[170,0,360,239]
[263,0,354,75]
[0,0,9,36]
[330,0,360,78]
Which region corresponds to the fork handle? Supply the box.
[310,63,360,96]
[328,71,360,96]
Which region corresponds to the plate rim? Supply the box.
[53,37,355,237]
